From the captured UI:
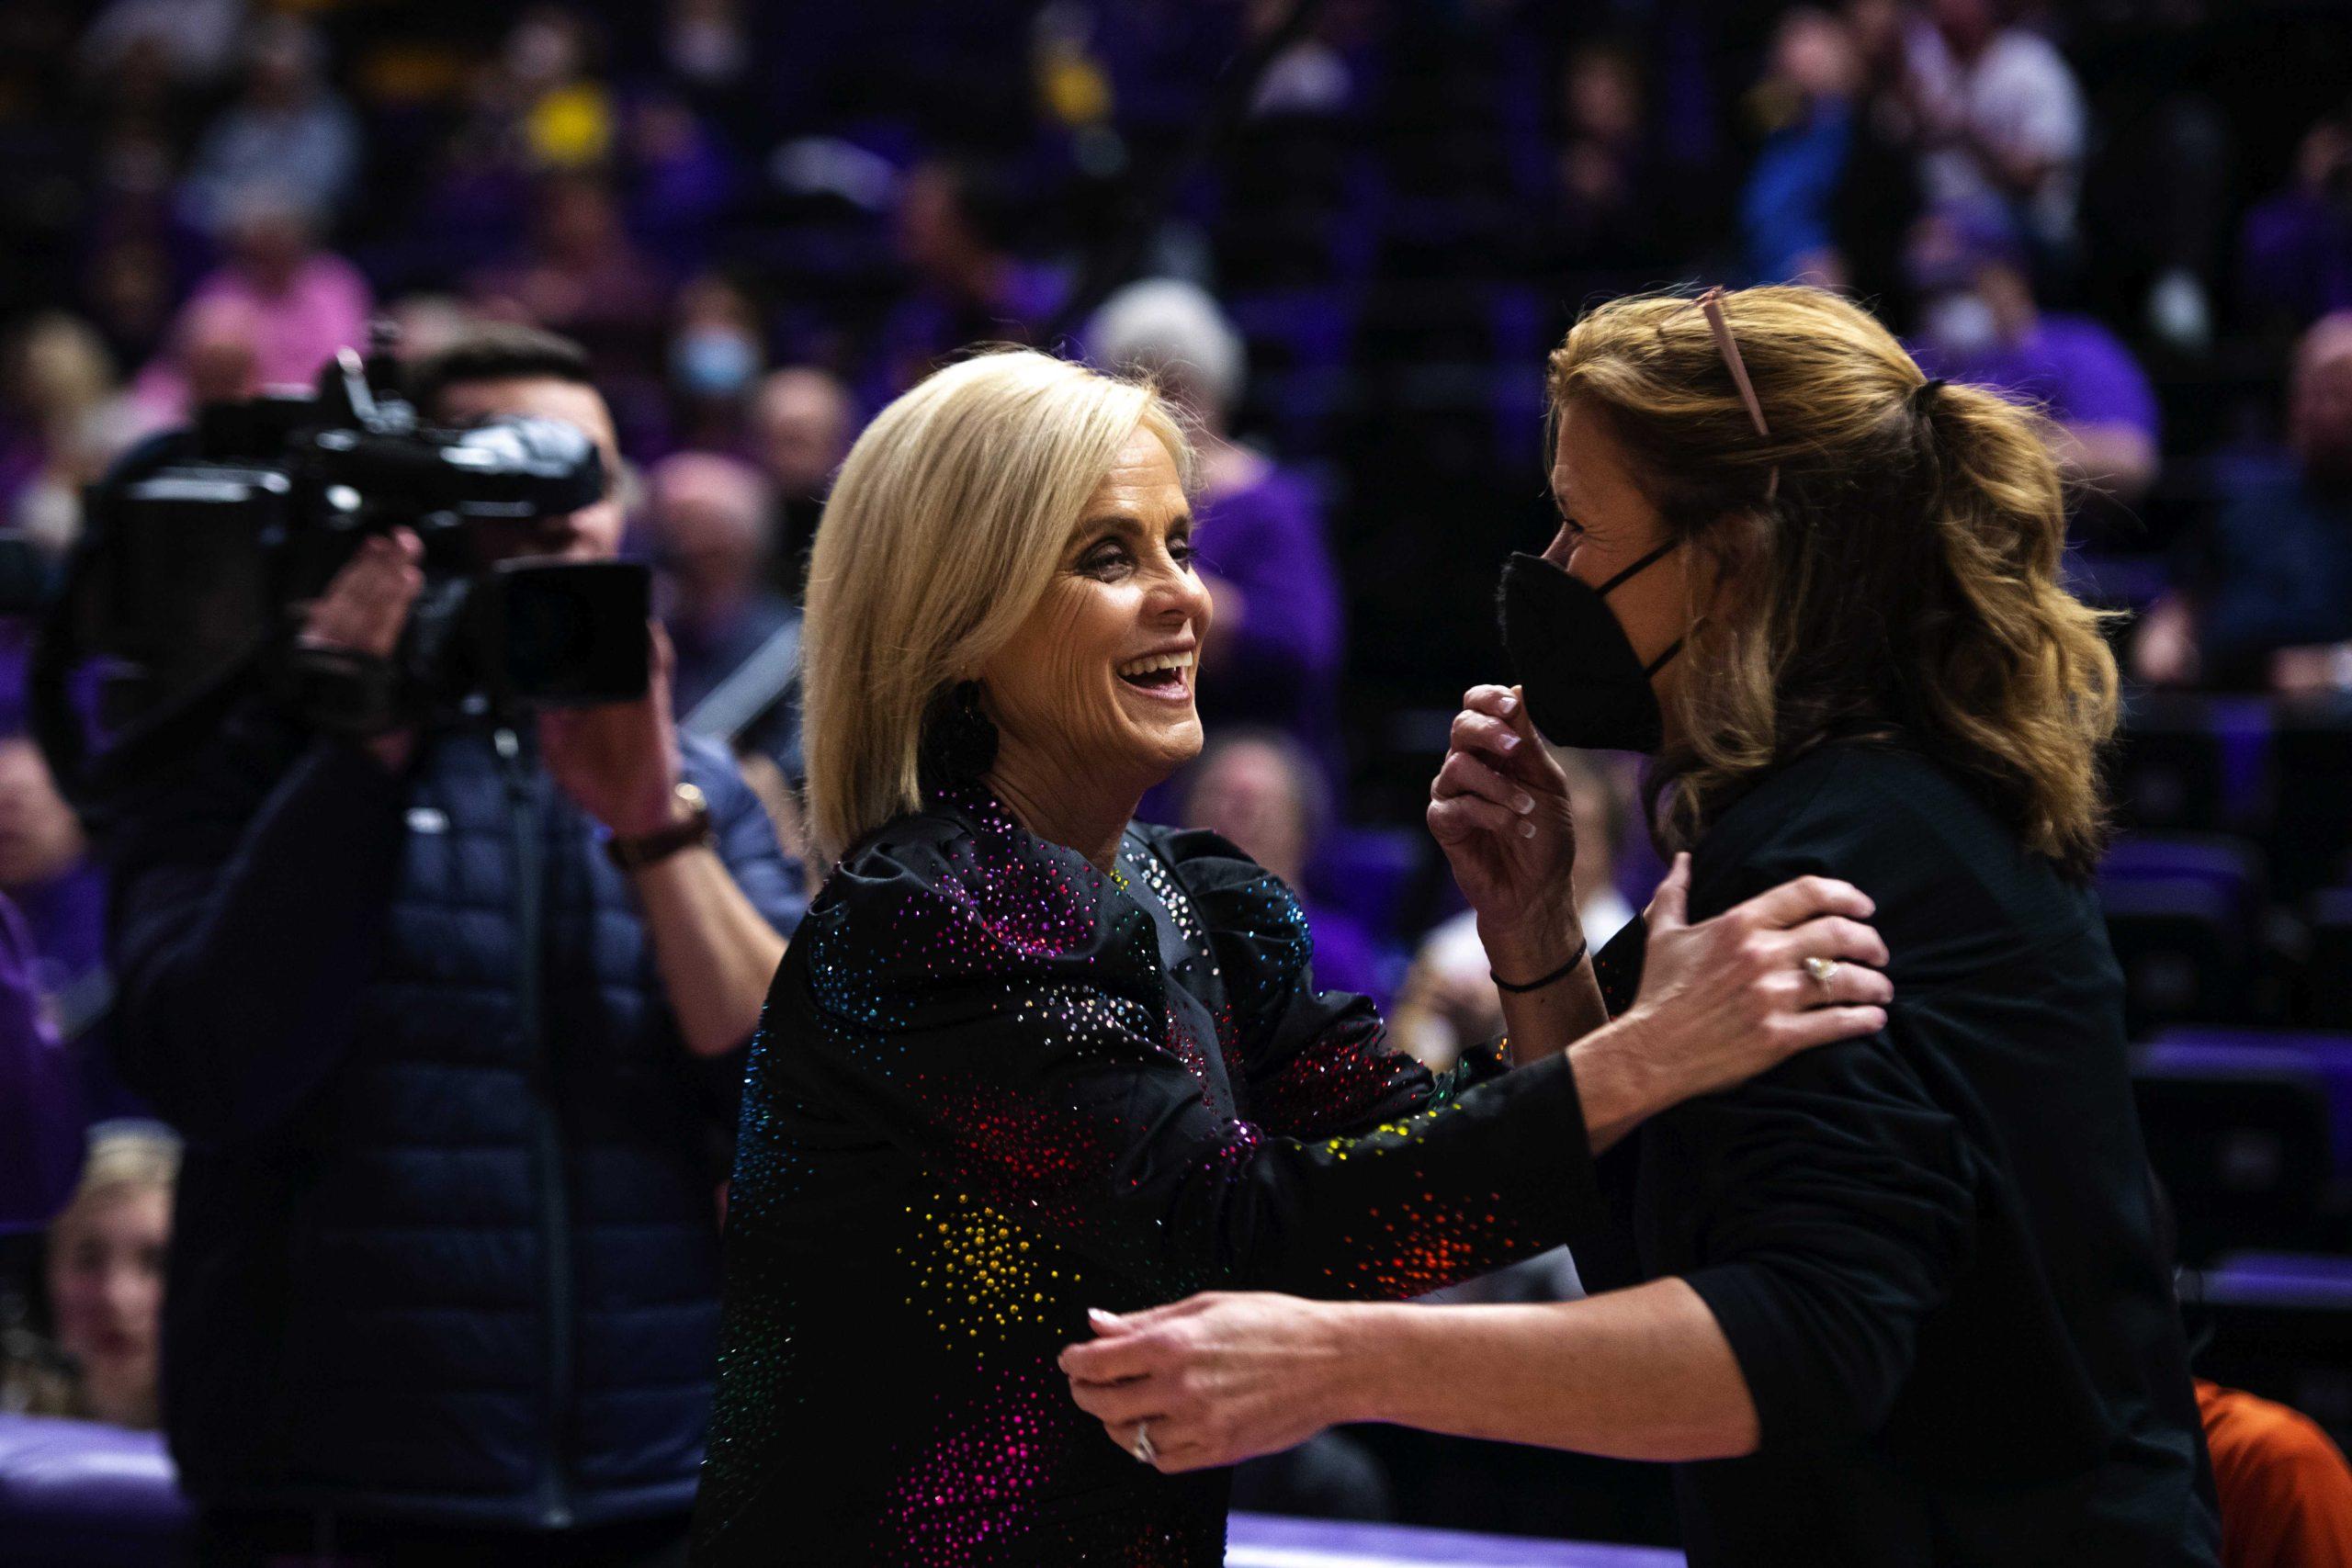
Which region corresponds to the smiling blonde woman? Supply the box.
[691,348,1895,1567]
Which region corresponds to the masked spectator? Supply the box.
[1087,278,1345,797]
[1909,202,2158,506]
[666,274,764,452]
[644,449,803,774]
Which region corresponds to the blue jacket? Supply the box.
[108,704,804,1529]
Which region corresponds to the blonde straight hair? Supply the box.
[801,349,1191,866]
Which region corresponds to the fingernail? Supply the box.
[1511,792,1535,815]
[1498,694,1519,715]
[1088,1307,1121,1326]
[1518,820,1536,839]
[1498,733,1521,752]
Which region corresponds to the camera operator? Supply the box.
[106,323,802,1567]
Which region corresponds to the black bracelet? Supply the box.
[1490,938,1589,995]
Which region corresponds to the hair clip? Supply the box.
[1690,287,1779,503]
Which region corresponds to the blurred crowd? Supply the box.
[5,0,2352,1554]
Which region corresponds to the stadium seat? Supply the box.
[2133,1032,2352,1264]
[2098,836,2267,1034]
[2268,710,2352,901]
[2195,1252,2352,1452]
[2111,694,2269,838]
[0,1414,190,1566]
[2309,888,2352,1029]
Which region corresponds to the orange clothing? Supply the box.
[2199,1380,2352,1568]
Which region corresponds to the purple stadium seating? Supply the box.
[0,1413,191,1566]
[1227,1512,1686,1567]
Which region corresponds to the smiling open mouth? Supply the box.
[1116,650,1194,694]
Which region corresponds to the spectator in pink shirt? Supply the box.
[133,189,369,422]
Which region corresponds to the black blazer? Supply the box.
[1588,740,2220,1567]
[693,784,1597,1565]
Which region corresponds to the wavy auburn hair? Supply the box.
[1548,285,2119,877]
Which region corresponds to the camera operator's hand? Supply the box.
[300,529,423,774]
[538,620,684,840]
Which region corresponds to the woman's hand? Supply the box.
[1059,1296,1351,1474]
[1626,853,1894,1093]
[1427,684,1581,977]
[538,620,684,839]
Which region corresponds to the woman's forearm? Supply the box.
[1328,1280,1759,1462]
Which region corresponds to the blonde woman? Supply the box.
[691,348,1894,1565]
[2,1123,178,1429]
[1063,288,2222,1566]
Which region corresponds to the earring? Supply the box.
[918,680,1000,794]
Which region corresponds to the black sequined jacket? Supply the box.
[692,785,1599,1565]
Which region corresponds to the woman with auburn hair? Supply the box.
[692,346,1897,1565]
[1064,287,2223,1566]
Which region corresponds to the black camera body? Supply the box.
[28,333,650,809]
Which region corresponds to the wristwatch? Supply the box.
[604,782,714,872]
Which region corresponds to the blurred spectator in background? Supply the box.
[1910,202,2159,506]
[1548,39,1668,276]
[471,172,670,380]
[622,91,737,271]
[2238,114,2352,343]
[1087,278,1345,793]
[81,235,178,373]
[0,1122,177,1428]
[1388,750,1634,1073]
[1905,0,2086,266]
[0,895,81,1234]
[3,314,125,556]
[750,367,854,600]
[162,189,370,391]
[868,158,1067,400]
[1243,0,1354,120]
[644,449,803,773]
[0,719,119,1112]
[78,0,243,87]
[1182,729,1390,1008]
[379,293,480,368]
[2135,312,2352,693]
[1744,9,1864,287]
[1742,6,1922,299]
[2196,1378,2352,1568]
[179,17,359,239]
[122,294,261,438]
[477,6,615,174]
[667,273,764,452]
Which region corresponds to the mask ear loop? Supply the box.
[1692,287,1780,504]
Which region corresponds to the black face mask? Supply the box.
[1497,545,1683,753]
